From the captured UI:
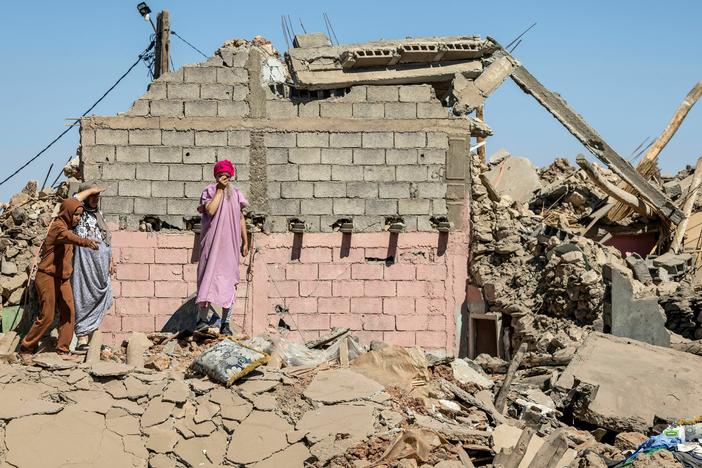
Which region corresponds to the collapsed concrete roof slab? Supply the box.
[287,36,497,90]
[556,333,702,432]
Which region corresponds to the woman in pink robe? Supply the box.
[195,160,249,335]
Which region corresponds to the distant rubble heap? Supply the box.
[0,158,80,307]
[468,151,702,354]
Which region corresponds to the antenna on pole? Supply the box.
[505,21,537,50]
[323,12,340,45]
[281,16,291,49]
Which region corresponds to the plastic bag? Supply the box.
[272,335,365,367]
[190,339,269,386]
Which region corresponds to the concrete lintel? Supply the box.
[82,116,489,137]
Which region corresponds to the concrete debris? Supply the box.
[556,333,702,432]
[450,358,493,389]
[0,325,698,467]
[484,155,542,203]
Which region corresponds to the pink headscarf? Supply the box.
[213,160,235,178]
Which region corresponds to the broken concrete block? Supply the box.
[450,358,493,389]
[226,411,292,465]
[603,264,670,347]
[556,333,702,432]
[492,424,576,468]
[32,353,78,371]
[162,380,189,404]
[484,156,542,203]
[174,429,227,467]
[89,361,133,378]
[4,408,140,467]
[141,397,175,428]
[296,404,375,444]
[252,442,311,468]
[303,368,384,403]
[85,330,103,364]
[625,253,653,283]
[126,332,152,368]
[614,431,648,452]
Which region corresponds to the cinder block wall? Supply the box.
[80,45,473,353]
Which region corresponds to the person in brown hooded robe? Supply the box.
[20,198,98,355]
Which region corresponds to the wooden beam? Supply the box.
[672,156,702,253]
[527,430,569,468]
[508,62,683,224]
[476,106,486,163]
[493,427,534,468]
[576,155,653,217]
[609,81,702,222]
[154,10,170,79]
[637,81,702,173]
[494,342,527,413]
[439,379,508,425]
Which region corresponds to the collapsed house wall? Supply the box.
[79,40,488,352]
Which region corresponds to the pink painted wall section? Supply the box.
[104,230,468,354]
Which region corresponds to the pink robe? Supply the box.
[196,184,248,308]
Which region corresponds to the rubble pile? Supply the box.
[660,287,702,339]
[0,181,56,307]
[469,154,630,352]
[1,328,699,467]
[0,160,81,307]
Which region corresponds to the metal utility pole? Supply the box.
[154,10,170,79]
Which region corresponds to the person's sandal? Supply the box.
[74,343,90,355]
[219,323,233,336]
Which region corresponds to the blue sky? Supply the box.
[1,0,700,202]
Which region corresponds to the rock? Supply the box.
[0,395,63,420]
[297,404,375,444]
[149,454,177,468]
[614,432,648,452]
[123,375,150,399]
[11,207,27,225]
[439,399,462,413]
[174,429,227,467]
[89,362,133,378]
[105,415,141,436]
[103,380,128,399]
[189,378,217,394]
[303,368,384,403]
[252,442,311,468]
[0,271,27,296]
[1,259,17,275]
[561,251,584,263]
[146,428,180,454]
[397,459,419,468]
[226,411,293,465]
[450,359,493,389]
[66,389,115,415]
[4,408,142,467]
[141,397,175,428]
[252,394,277,411]
[433,461,462,468]
[484,156,542,203]
[220,401,253,422]
[556,333,702,432]
[145,353,170,371]
[126,332,153,368]
[193,400,219,423]
[162,380,189,404]
[237,378,279,394]
[32,353,78,371]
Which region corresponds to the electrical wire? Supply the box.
[0,41,155,188]
[172,30,208,59]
